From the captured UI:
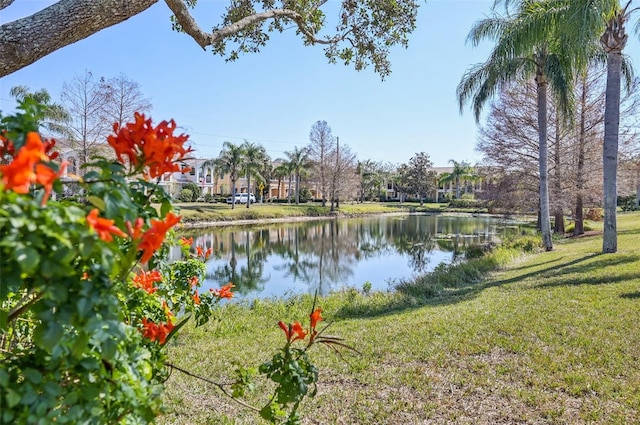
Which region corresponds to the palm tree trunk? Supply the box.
[602,50,623,253]
[295,173,300,205]
[231,180,237,210]
[246,173,251,209]
[574,73,587,237]
[536,72,553,251]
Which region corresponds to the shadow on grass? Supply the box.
[334,252,640,321]
[486,253,603,288]
[332,290,475,321]
[616,227,640,236]
[621,291,640,299]
[536,272,640,289]
[531,254,640,288]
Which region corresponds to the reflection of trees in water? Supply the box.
[272,221,356,295]
[185,216,501,297]
[387,216,437,272]
[206,230,270,295]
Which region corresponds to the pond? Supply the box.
[174,214,519,300]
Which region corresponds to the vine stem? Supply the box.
[8,289,43,322]
[164,362,261,413]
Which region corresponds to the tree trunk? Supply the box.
[602,50,623,253]
[574,194,584,236]
[295,173,300,205]
[536,72,553,251]
[246,173,251,208]
[574,73,587,237]
[231,180,237,209]
[553,117,564,234]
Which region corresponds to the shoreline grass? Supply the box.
[160,212,640,424]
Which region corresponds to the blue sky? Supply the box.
[2,1,636,167]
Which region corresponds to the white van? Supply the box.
[226,193,256,204]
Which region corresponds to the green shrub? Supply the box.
[465,243,490,259]
[501,235,542,253]
[299,187,313,203]
[182,182,201,201]
[618,194,638,211]
[204,193,214,203]
[565,221,594,234]
[179,188,193,202]
[447,199,487,209]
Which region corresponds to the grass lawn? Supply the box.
[159,212,640,424]
[174,201,452,224]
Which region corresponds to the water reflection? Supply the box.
[174,214,508,299]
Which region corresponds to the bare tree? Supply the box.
[0,0,419,79]
[476,80,545,215]
[102,73,152,130]
[308,120,335,207]
[60,70,112,168]
[327,139,356,212]
[567,67,607,235]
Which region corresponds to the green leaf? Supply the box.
[5,388,21,408]
[76,298,92,319]
[34,321,63,352]
[101,336,117,361]
[15,246,40,274]
[163,314,191,345]
[80,235,97,258]
[87,196,106,210]
[160,199,172,217]
[23,369,42,385]
[71,332,90,358]
[0,369,9,387]
[0,310,7,331]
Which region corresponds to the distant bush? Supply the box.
[465,243,492,260]
[179,188,193,202]
[182,182,201,201]
[585,208,604,221]
[204,193,214,203]
[447,199,487,209]
[299,188,313,203]
[565,222,594,234]
[618,194,638,211]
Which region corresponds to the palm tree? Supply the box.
[556,0,635,252]
[217,141,245,209]
[10,85,71,137]
[285,146,311,205]
[496,0,638,252]
[457,5,573,251]
[241,141,268,209]
[438,160,477,199]
[272,162,290,200]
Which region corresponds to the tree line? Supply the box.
[198,119,464,211]
[458,0,640,254]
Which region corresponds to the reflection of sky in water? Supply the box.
[175,215,513,301]
[197,249,455,300]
